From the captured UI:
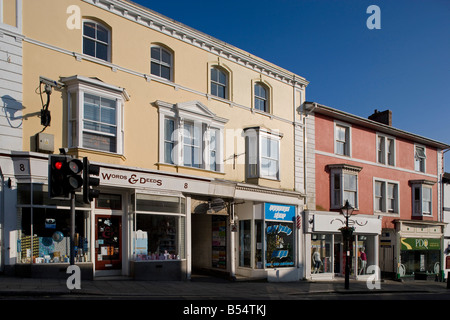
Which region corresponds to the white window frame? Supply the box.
[82,19,111,62]
[64,76,128,155]
[373,178,400,215]
[244,127,282,181]
[328,164,362,210]
[377,133,396,166]
[150,45,173,81]
[157,100,227,172]
[334,121,351,157]
[414,144,426,173]
[411,181,434,217]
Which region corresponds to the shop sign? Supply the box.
[264,203,295,222]
[400,238,441,251]
[99,167,210,194]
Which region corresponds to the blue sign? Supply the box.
[264,203,295,222]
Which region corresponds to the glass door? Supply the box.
[95,215,121,270]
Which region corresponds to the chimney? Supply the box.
[368,109,392,126]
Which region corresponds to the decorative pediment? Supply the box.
[156,100,228,125]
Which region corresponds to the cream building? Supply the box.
[0,0,309,281]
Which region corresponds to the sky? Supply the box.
[132,0,450,168]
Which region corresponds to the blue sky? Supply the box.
[133,0,450,167]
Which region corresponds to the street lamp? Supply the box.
[340,200,354,289]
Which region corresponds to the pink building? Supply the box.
[303,102,450,281]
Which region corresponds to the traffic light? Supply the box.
[48,155,83,199]
[83,157,100,204]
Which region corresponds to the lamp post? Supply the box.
[340,200,354,290]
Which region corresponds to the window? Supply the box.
[157,100,227,172]
[151,45,172,81]
[411,181,434,216]
[83,20,110,61]
[132,194,185,261]
[210,67,228,99]
[254,83,268,112]
[377,134,395,165]
[335,122,351,156]
[414,145,426,172]
[245,127,282,181]
[63,75,128,155]
[328,164,362,209]
[374,179,399,214]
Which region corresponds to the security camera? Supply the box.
[39,76,65,90]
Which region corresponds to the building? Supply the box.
[303,102,450,281]
[0,0,309,281]
[442,173,450,280]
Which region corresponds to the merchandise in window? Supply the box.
[311,234,332,273]
[266,221,294,268]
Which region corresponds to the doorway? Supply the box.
[95,215,122,272]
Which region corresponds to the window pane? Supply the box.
[83,22,96,38]
[84,94,100,121]
[211,68,218,82]
[161,49,171,64]
[164,118,174,141]
[211,83,218,97]
[336,141,344,155]
[151,47,161,60]
[96,42,108,61]
[83,132,116,153]
[161,66,171,80]
[96,24,109,43]
[218,70,227,85]
[217,85,226,98]
[344,174,356,191]
[151,62,160,76]
[83,38,96,57]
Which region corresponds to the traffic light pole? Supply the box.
[70,192,75,266]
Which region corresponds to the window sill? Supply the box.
[157,162,225,176]
[68,147,126,161]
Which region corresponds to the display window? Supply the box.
[132,193,185,261]
[399,237,441,276]
[265,221,294,268]
[16,183,91,264]
[311,234,332,273]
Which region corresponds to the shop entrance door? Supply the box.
[95,215,122,271]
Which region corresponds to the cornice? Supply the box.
[82,0,309,89]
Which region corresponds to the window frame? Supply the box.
[244,127,282,181]
[414,144,426,173]
[373,178,400,215]
[411,181,434,217]
[210,66,228,99]
[82,19,111,62]
[150,45,173,81]
[328,164,362,210]
[64,75,128,155]
[377,133,396,166]
[157,100,227,172]
[334,121,351,157]
[253,82,269,113]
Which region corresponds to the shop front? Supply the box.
[304,210,382,280]
[235,201,302,282]
[395,220,445,280]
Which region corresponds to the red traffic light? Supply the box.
[54,161,63,170]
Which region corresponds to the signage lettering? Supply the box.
[101,172,162,187]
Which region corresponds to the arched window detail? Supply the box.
[151,45,173,81]
[254,82,269,112]
[210,66,228,99]
[83,20,111,61]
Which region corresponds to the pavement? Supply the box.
[0,273,448,300]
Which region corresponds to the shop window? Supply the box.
[265,221,294,268]
[63,75,129,155]
[239,220,251,267]
[132,194,185,261]
[400,238,441,276]
[157,100,227,172]
[311,234,332,273]
[83,20,110,61]
[245,127,282,181]
[16,183,91,264]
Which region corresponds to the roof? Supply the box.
[304,101,450,150]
